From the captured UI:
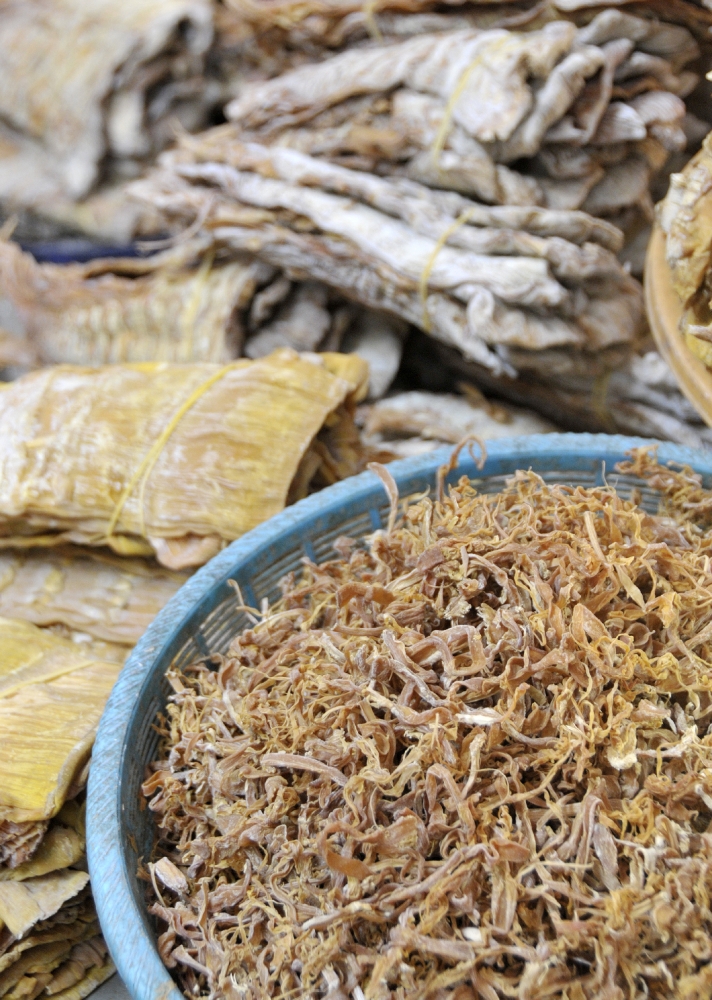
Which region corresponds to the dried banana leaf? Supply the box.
[0,827,84,885]
[0,352,367,570]
[0,873,89,940]
[133,139,642,371]
[0,239,269,366]
[0,549,186,646]
[0,0,213,219]
[0,619,123,824]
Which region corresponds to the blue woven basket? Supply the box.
[86,433,712,1000]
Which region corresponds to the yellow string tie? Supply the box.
[106,362,239,541]
[419,207,476,333]
[430,37,511,163]
[362,0,383,40]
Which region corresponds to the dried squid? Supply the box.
[146,448,712,999]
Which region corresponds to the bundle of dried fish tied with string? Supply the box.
[145,447,712,999]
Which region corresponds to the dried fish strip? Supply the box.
[223,13,698,221]
[0,239,272,366]
[145,449,712,998]
[0,352,367,569]
[0,619,123,825]
[0,550,185,647]
[0,0,213,224]
[133,142,642,368]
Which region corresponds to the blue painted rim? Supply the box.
[87,433,712,999]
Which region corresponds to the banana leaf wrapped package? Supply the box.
[0,238,271,367]
[0,352,368,570]
[0,550,185,647]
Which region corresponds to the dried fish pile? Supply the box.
[132,137,643,375]
[359,389,556,457]
[0,0,217,244]
[222,11,701,234]
[144,449,712,999]
[659,128,712,368]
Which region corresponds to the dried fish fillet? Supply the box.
[133,139,642,370]
[0,550,185,646]
[360,388,556,456]
[0,619,124,824]
[222,13,698,223]
[0,239,269,366]
[144,449,712,998]
[0,0,213,220]
[0,352,367,569]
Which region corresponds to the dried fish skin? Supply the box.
[0,825,48,874]
[0,0,213,214]
[133,140,642,367]
[0,826,84,884]
[0,353,366,568]
[0,239,268,366]
[144,451,712,998]
[0,550,186,646]
[0,872,89,940]
[0,618,123,824]
[244,281,332,357]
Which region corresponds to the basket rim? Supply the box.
[86,432,712,1000]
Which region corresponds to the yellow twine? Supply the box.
[106,362,239,541]
[362,0,383,40]
[430,36,511,163]
[419,207,476,332]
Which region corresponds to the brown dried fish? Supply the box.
[144,448,712,998]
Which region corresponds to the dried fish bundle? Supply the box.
[0,0,214,241]
[223,11,699,229]
[0,619,123,826]
[0,550,186,647]
[145,449,712,998]
[359,388,556,456]
[423,333,712,448]
[0,238,271,366]
[0,352,367,570]
[132,139,643,373]
[659,130,712,367]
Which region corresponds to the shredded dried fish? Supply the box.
[145,447,712,998]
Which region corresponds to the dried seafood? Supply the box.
[0,0,214,241]
[428,338,712,449]
[132,138,643,373]
[359,389,556,456]
[659,129,712,368]
[0,549,186,647]
[0,238,270,366]
[145,449,712,998]
[0,619,123,826]
[0,352,367,569]
[223,11,699,231]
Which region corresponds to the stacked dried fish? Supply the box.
[359,388,556,456]
[659,129,712,367]
[222,12,700,239]
[0,353,367,570]
[145,449,712,998]
[132,137,644,375]
[0,0,215,243]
